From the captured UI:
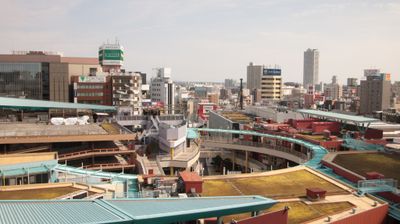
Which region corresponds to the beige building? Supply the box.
[324,76,342,100]
[0,51,101,102]
[261,68,282,101]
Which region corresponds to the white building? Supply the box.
[303,48,319,88]
[150,67,175,114]
[324,75,342,100]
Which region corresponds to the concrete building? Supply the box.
[246,62,263,90]
[0,51,101,102]
[252,89,262,104]
[207,93,219,105]
[303,49,319,88]
[360,74,391,115]
[150,68,175,114]
[261,68,282,101]
[136,72,147,85]
[224,78,236,89]
[324,76,342,101]
[347,78,358,87]
[194,86,208,98]
[72,74,112,106]
[112,72,142,115]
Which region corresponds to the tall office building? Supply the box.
[261,68,282,101]
[0,51,101,102]
[360,74,391,114]
[150,68,175,114]
[246,62,263,90]
[303,49,319,88]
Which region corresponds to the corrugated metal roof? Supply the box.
[297,109,379,123]
[0,97,116,112]
[0,200,131,224]
[0,196,276,224]
[108,196,276,224]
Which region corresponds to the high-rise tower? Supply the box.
[303,49,319,88]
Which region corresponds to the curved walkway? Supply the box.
[189,128,328,168]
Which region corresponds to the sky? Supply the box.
[0,0,399,84]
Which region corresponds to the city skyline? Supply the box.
[0,0,399,83]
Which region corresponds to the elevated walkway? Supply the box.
[53,164,138,193]
[202,139,307,164]
[357,179,398,195]
[58,148,135,161]
[190,128,328,168]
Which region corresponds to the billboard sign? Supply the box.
[263,68,281,76]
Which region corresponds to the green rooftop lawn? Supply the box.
[0,187,80,200]
[223,201,354,224]
[202,169,348,199]
[333,153,400,182]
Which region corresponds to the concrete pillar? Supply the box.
[245,151,249,173]
[170,147,174,176]
[232,150,235,171]
[216,217,223,224]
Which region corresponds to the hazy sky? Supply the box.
[0,0,399,83]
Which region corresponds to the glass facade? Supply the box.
[0,62,49,100]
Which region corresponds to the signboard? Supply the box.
[78,75,106,83]
[99,49,123,61]
[263,68,281,76]
[98,44,124,66]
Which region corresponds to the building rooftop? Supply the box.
[333,152,400,184]
[0,196,276,224]
[202,167,349,199]
[297,109,379,124]
[0,123,107,137]
[0,97,116,112]
[224,201,355,224]
[0,123,135,144]
[179,171,203,182]
[221,112,253,124]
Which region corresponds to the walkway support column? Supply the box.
[232,150,235,170]
[170,147,174,176]
[245,150,249,173]
[217,217,223,224]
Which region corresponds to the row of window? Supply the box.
[78,84,103,89]
[77,92,103,96]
